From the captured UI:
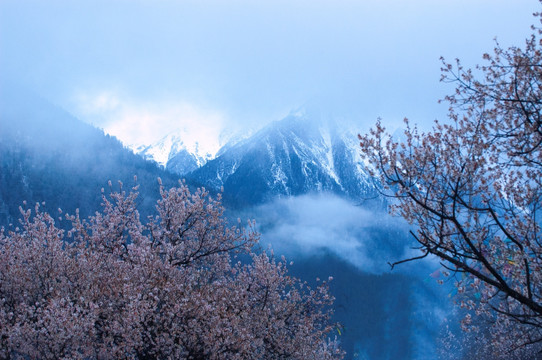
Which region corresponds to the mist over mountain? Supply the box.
[231,192,456,360]
[0,84,182,227]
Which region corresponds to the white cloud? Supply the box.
[70,90,226,153]
[249,193,418,274]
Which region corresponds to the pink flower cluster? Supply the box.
[0,181,342,359]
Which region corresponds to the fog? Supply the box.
[1,0,537,147]
[247,193,437,275]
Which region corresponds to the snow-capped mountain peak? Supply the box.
[129,108,377,205]
[132,128,220,175]
[187,110,378,206]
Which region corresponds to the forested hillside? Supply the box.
[0,84,182,227]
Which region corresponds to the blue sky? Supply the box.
[0,0,538,147]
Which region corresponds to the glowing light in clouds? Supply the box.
[71,90,225,155]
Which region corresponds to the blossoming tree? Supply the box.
[359,7,542,357]
[0,180,342,359]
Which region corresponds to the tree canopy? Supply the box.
[0,180,342,359]
[360,7,542,358]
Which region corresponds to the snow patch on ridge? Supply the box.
[319,124,342,188]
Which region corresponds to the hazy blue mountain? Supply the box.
[0,84,182,227]
[288,253,447,360]
[187,109,379,208]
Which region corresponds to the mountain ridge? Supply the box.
[184,110,378,207]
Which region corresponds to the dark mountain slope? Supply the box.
[0,84,181,227]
